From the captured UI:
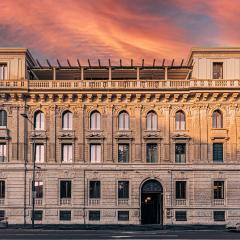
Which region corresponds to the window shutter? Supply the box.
[96,145,101,163]
[68,112,73,130]
[119,113,123,130]
[147,113,151,130]
[152,113,157,130]
[40,145,44,162]
[40,112,44,130]
[90,145,95,163]
[96,112,100,130]
[68,145,73,162]
[63,113,67,129]
[125,113,129,130]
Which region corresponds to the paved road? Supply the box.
[0,229,239,240]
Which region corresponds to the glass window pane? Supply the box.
[60,181,71,198]
[147,144,158,163]
[62,144,73,163]
[35,181,43,198]
[60,210,71,221]
[0,110,7,127]
[89,181,100,198]
[213,143,223,162]
[118,211,129,221]
[176,181,186,199]
[0,181,5,198]
[175,143,186,163]
[118,181,129,199]
[89,211,100,221]
[118,144,129,163]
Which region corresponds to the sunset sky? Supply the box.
[0,0,240,65]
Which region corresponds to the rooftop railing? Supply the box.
[0,79,240,91]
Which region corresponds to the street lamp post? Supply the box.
[21,113,36,229]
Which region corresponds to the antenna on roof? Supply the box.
[67,59,72,68]
[57,59,62,68]
[77,59,81,68]
[36,59,43,69]
[46,59,52,68]
[98,59,101,68]
[153,59,156,67]
[142,59,144,68]
[180,59,184,66]
[131,59,133,68]
[88,59,91,68]
[171,59,175,67]
[120,59,122,67]
[108,59,111,67]
[162,59,165,67]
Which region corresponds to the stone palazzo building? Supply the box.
[0,47,240,226]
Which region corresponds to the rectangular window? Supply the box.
[213,143,223,162]
[34,144,44,163]
[214,181,224,199]
[32,210,43,221]
[34,181,43,199]
[59,210,71,221]
[60,181,71,199]
[118,211,129,221]
[146,143,158,163]
[175,211,187,221]
[213,211,225,221]
[176,181,186,199]
[0,144,6,162]
[118,144,129,163]
[61,144,73,163]
[175,143,186,163]
[89,210,100,221]
[89,181,100,199]
[0,181,5,198]
[0,210,5,221]
[90,144,101,163]
[213,62,223,79]
[118,181,129,199]
[0,64,7,80]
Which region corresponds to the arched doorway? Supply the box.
[141,179,163,225]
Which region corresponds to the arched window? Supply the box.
[212,110,223,128]
[118,111,130,130]
[90,111,101,130]
[62,111,73,130]
[34,111,44,130]
[0,110,7,127]
[147,111,157,130]
[175,110,185,130]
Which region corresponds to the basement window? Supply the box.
[175,211,187,221]
[214,211,225,221]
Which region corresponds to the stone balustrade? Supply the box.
[0,79,240,91]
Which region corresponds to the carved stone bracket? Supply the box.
[115,131,133,140]
[143,130,162,140]
[86,130,105,139]
[58,130,76,140]
[30,130,47,139]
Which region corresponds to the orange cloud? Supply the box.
[0,0,239,65]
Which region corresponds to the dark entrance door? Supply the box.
[141,180,163,225]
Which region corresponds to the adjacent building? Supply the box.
[0,47,240,225]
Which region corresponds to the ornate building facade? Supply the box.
[0,47,240,225]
